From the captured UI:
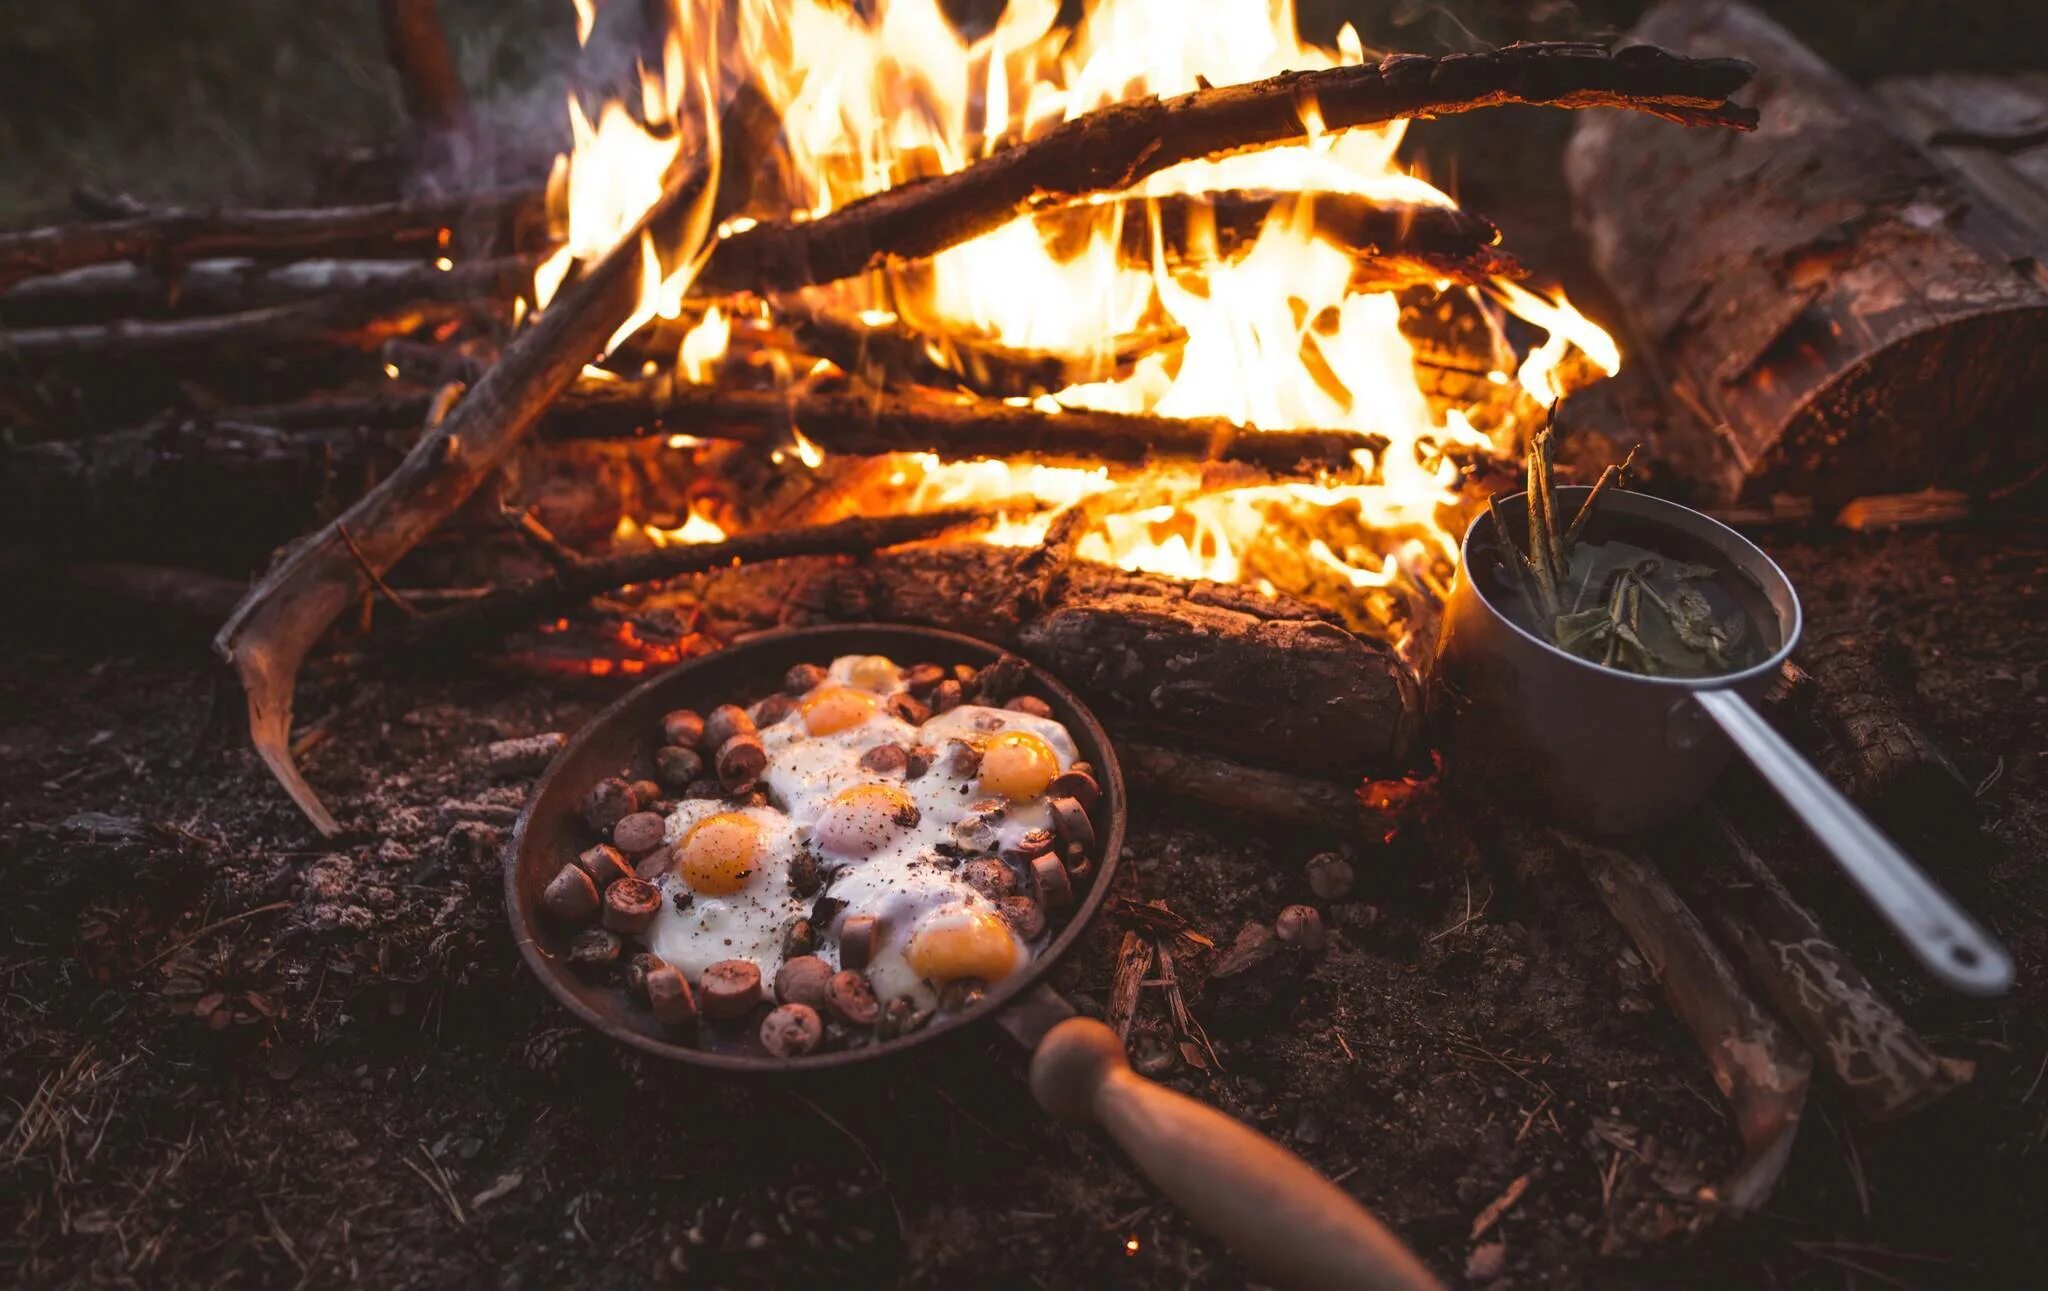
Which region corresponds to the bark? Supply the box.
[1034,191,1524,288]
[1797,630,1973,829]
[824,544,1417,774]
[1676,818,1972,1120]
[1565,835,1812,1214]
[1119,741,1398,838]
[0,189,544,289]
[214,164,718,835]
[698,41,1754,292]
[1564,1,2048,507]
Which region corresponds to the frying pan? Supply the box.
[508,623,1440,1290]
[1434,486,2011,996]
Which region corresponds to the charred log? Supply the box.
[698,42,1754,292]
[1565,2,2048,507]
[0,256,533,327]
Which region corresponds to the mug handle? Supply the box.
[1695,688,2012,996]
[1031,1017,1442,1291]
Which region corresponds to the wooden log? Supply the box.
[1674,817,1972,1121]
[214,164,719,835]
[543,376,1389,474]
[1797,630,1973,829]
[823,545,1417,774]
[1119,741,1408,839]
[0,189,544,290]
[1565,834,1811,1214]
[1034,191,1524,288]
[1564,1,2048,507]
[767,306,1169,399]
[382,509,988,654]
[697,42,1755,293]
[0,256,533,326]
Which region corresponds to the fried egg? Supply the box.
[660,655,1081,1011]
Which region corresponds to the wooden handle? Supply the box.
[1031,1017,1442,1291]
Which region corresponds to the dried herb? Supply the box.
[1490,426,1754,678]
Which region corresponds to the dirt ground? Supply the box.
[2,506,2043,1289]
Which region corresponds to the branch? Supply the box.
[697,42,1755,292]
[213,165,717,836]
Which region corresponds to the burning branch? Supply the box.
[1035,191,1524,288]
[214,165,718,835]
[697,41,1755,292]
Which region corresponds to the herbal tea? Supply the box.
[1479,433,1777,679]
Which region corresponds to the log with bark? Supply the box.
[696,42,1756,293]
[1119,741,1413,840]
[1796,629,1974,830]
[1672,816,1972,1121]
[0,256,534,327]
[1034,191,1524,288]
[0,189,544,290]
[214,163,720,835]
[1564,1,2048,507]
[812,544,1417,774]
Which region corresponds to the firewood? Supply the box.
[765,305,1170,399]
[1033,191,1524,288]
[816,544,1415,773]
[214,162,719,835]
[1675,817,1972,1120]
[697,42,1755,293]
[384,508,990,654]
[1119,741,1401,839]
[0,256,534,327]
[1564,2,2048,507]
[0,188,543,290]
[1797,630,1973,829]
[542,375,1390,474]
[1564,834,1812,1214]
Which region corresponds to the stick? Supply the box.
[766,305,1172,399]
[1566,834,1811,1214]
[1677,817,1972,1120]
[1120,741,1413,839]
[1105,930,1156,1043]
[1034,191,1524,287]
[696,42,1755,292]
[378,0,470,135]
[0,189,543,289]
[543,376,1389,474]
[0,256,534,326]
[386,508,989,652]
[214,164,718,835]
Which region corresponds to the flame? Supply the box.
[542,0,1621,657]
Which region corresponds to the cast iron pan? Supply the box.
[507,623,1440,1290]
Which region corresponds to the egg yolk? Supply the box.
[906,904,1019,983]
[979,731,1058,800]
[801,685,880,735]
[848,655,900,692]
[814,783,918,857]
[679,813,760,895]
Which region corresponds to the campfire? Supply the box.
[8,1,2044,1284]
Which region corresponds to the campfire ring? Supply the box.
[504,622,1127,1073]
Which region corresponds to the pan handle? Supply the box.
[1031,1017,1442,1291]
[1695,688,2012,996]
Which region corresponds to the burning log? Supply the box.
[1034,191,1524,288]
[817,544,1416,773]
[0,256,534,327]
[0,188,543,290]
[1565,834,1812,1214]
[386,509,990,654]
[215,163,718,835]
[1564,1,2048,507]
[1675,817,1972,1121]
[767,305,1168,399]
[545,376,1389,474]
[697,42,1756,293]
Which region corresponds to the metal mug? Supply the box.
[1432,485,2011,996]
